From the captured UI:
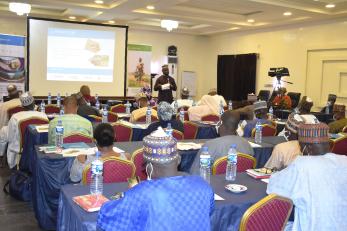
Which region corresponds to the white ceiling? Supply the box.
[1,0,347,35]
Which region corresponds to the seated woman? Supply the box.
[70,123,130,183]
[188,95,219,121]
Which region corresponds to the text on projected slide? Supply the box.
[47,28,115,82]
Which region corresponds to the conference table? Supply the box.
[57,173,268,231]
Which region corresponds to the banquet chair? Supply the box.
[131,148,147,180]
[82,156,135,184]
[7,106,25,119]
[201,114,220,122]
[257,90,270,102]
[45,104,60,114]
[251,124,277,137]
[87,115,102,122]
[63,132,93,143]
[239,194,293,231]
[287,92,301,109]
[111,122,133,142]
[136,115,158,123]
[342,126,347,133]
[176,111,190,121]
[172,129,184,140]
[183,121,199,139]
[110,104,126,113]
[330,135,347,155]
[108,111,118,122]
[212,153,256,175]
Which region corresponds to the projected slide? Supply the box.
[47,28,115,82]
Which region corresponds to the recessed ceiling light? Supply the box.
[108,20,115,24]
[283,12,292,16]
[94,0,104,4]
[146,5,155,10]
[247,19,255,23]
[325,3,335,8]
[69,16,76,19]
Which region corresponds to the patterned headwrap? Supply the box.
[298,123,329,144]
[20,92,34,107]
[157,101,173,121]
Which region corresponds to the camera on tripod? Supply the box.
[268,67,290,80]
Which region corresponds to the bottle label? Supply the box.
[200,155,211,167]
[92,161,103,175]
[56,126,64,134]
[228,154,237,164]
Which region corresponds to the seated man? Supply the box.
[129,93,158,123]
[208,88,226,106]
[242,101,272,137]
[97,127,214,231]
[328,104,347,134]
[75,93,100,118]
[145,101,184,136]
[0,92,48,169]
[0,85,22,129]
[190,111,254,175]
[70,123,130,182]
[265,113,318,170]
[272,87,292,109]
[267,122,347,231]
[171,87,194,109]
[79,85,96,106]
[3,84,20,102]
[48,96,93,145]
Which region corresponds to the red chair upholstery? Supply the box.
[172,129,184,140]
[251,124,277,137]
[82,156,135,184]
[131,148,147,180]
[201,114,220,122]
[176,111,189,121]
[212,153,257,175]
[112,122,133,142]
[63,133,93,143]
[7,106,25,119]
[136,115,158,123]
[18,117,49,151]
[108,112,118,122]
[239,194,293,231]
[178,106,190,111]
[342,126,347,133]
[330,135,347,155]
[88,115,102,122]
[110,104,126,113]
[183,121,199,139]
[45,104,60,114]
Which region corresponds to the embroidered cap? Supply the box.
[181,87,189,97]
[298,123,329,144]
[157,102,173,121]
[20,92,34,107]
[285,113,318,134]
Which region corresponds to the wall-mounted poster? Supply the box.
[127,44,152,97]
[0,34,25,101]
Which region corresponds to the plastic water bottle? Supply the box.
[200,146,211,184]
[269,106,274,120]
[47,92,52,104]
[55,119,64,148]
[90,151,103,195]
[255,121,262,144]
[325,102,330,114]
[102,106,108,123]
[60,106,64,115]
[173,100,178,114]
[226,144,237,181]
[87,102,91,106]
[125,101,131,114]
[57,93,61,107]
[219,100,224,116]
[228,100,233,110]
[95,99,100,110]
[179,108,185,123]
[40,100,45,113]
[95,94,99,102]
[146,106,152,124]
[166,123,173,137]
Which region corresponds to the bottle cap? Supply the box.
[230,144,237,149]
[202,146,208,152]
[95,151,101,157]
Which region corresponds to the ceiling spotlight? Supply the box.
[325,3,335,8]
[69,16,76,19]
[108,20,115,24]
[146,5,155,10]
[94,0,104,3]
[9,2,31,16]
[161,20,179,32]
[247,19,255,23]
[283,12,292,16]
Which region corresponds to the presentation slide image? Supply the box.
[47,28,115,82]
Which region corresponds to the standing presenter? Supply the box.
[154,65,177,104]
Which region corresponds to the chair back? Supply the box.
[178,106,190,111]
[287,92,301,108]
[258,90,270,102]
[110,104,126,113]
[176,111,189,121]
[131,148,147,180]
[63,133,93,143]
[239,194,293,231]
[172,129,184,140]
[342,126,347,133]
[212,153,256,175]
[252,124,277,137]
[183,121,199,139]
[19,117,49,150]
[330,135,347,155]
[108,111,118,122]
[8,106,25,119]
[136,115,158,123]
[112,122,133,142]
[45,104,60,114]
[87,115,102,122]
[82,156,135,184]
[201,114,220,122]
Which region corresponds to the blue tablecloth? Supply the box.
[57,173,267,231]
